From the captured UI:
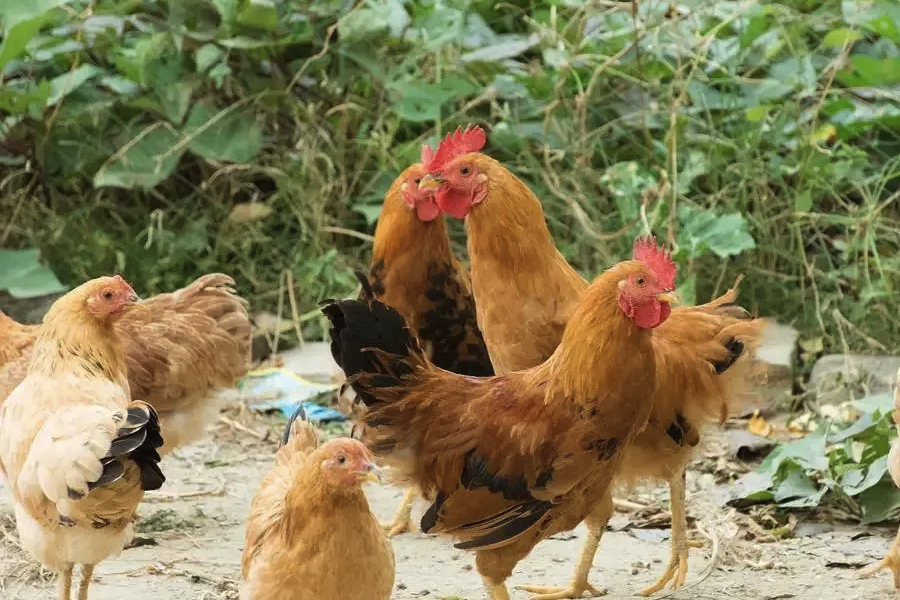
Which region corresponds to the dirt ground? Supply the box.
[1,404,898,600]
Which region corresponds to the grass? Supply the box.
[0,0,899,351]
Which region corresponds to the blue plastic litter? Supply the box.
[239,367,345,423]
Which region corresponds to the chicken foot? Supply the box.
[638,470,703,596]
[77,564,95,600]
[58,564,73,600]
[516,497,612,600]
[381,487,416,537]
[860,521,900,589]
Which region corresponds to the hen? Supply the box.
[0,273,251,454]
[363,150,494,536]
[860,366,900,589]
[324,237,679,600]
[420,125,764,598]
[241,405,394,600]
[0,276,165,600]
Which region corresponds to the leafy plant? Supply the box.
[0,0,897,345]
[0,249,67,298]
[734,392,900,524]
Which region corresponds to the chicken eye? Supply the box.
[635,276,646,287]
[460,165,471,176]
[102,290,114,301]
[337,455,347,465]
[414,177,422,185]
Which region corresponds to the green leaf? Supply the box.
[196,44,224,72]
[677,205,756,259]
[823,28,861,48]
[843,456,889,496]
[794,190,812,212]
[387,76,479,123]
[93,124,183,190]
[183,103,262,163]
[0,249,67,299]
[773,467,820,505]
[859,479,900,524]
[338,0,409,44]
[211,0,239,24]
[46,64,104,106]
[460,34,538,63]
[836,56,900,87]
[236,0,278,32]
[352,203,383,226]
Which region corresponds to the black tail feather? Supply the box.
[353,269,376,301]
[281,404,309,448]
[321,297,424,407]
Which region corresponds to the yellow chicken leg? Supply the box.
[382,487,416,537]
[860,522,900,589]
[58,565,73,600]
[483,576,513,600]
[77,564,94,600]
[638,470,702,596]
[516,497,612,600]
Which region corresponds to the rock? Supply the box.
[278,342,343,382]
[757,320,799,368]
[810,354,900,399]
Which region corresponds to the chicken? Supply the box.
[0,276,165,600]
[860,366,900,589]
[241,405,394,600]
[0,273,251,455]
[419,125,764,598]
[363,151,494,536]
[323,237,683,600]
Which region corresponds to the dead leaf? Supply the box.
[227,202,273,224]
[748,411,774,438]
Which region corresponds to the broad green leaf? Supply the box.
[196,44,224,72]
[0,15,47,71]
[0,80,50,117]
[352,203,383,226]
[211,0,239,24]
[46,64,104,106]
[460,34,538,63]
[794,190,812,212]
[677,205,756,259]
[835,56,900,87]
[236,0,278,32]
[843,456,889,496]
[773,467,820,504]
[387,76,479,123]
[157,80,195,124]
[338,0,409,44]
[859,480,900,524]
[183,103,262,163]
[823,28,861,48]
[0,248,67,299]
[93,125,183,190]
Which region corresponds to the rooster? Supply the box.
[324,237,679,600]
[0,276,165,600]
[361,150,494,536]
[0,273,251,455]
[419,125,764,598]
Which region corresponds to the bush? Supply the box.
[1,0,899,348]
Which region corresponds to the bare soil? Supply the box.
[1,406,897,600]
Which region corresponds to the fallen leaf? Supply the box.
[749,411,774,437]
[227,202,273,224]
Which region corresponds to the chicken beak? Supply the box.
[656,291,680,305]
[418,173,444,190]
[357,461,383,484]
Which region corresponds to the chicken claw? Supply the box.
[381,488,416,537]
[516,582,607,600]
[859,528,900,590]
[638,539,704,596]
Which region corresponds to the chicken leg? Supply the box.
[516,496,613,600]
[58,565,73,600]
[77,564,95,600]
[860,522,900,589]
[382,487,416,537]
[638,470,703,596]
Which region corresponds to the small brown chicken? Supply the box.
[241,405,394,600]
[860,366,900,589]
[0,273,251,454]
[363,151,494,536]
[0,276,165,600]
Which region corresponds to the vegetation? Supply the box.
[1,0,899,350]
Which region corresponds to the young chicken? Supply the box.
[241,406,394,600]
[420,125,764,598]
[324,238,687,600]
[860,366,900,589]
[0,275,165,600]
[0,273,250,454]
[364,151,494,536]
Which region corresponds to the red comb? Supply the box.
[632,236,676,289]
[425,125,487,171]
[420,143,434,165]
